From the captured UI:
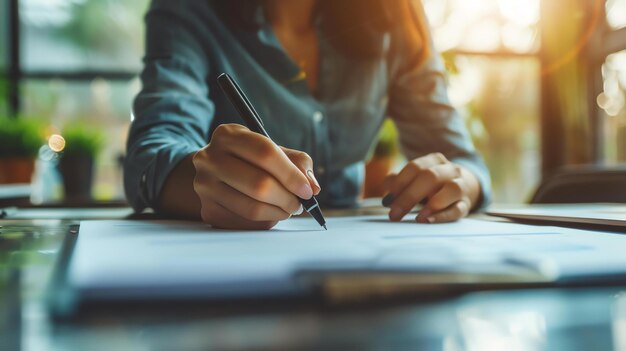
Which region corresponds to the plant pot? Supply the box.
[58,154,94,203]
[0,158,36,184]
[364,156,395,198]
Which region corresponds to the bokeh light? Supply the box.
[423,0,540,53]
[606,0,626,29]
[48,134,66,153]
[499,0,540,27]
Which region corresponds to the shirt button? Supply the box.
[317,166,326,176]
[313,111,324,124]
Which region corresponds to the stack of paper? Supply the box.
[59,215,626,310]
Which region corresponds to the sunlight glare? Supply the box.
[451,0,495,19]
[502,25,536,52]
[499,0,540,27]
[463,19,501,52]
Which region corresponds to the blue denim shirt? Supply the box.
[125,0,492,211]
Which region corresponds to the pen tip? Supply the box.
[323,225,328,231]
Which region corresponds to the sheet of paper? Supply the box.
[6,207,134,220]
[68,215,626,299]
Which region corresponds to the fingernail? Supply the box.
[416,208,431,223]
[382,193,395,207]
[426,216,435,224]
[297,183,314,200]
[293,204,304,216]
[306,170,320,189]
[389,207,403,221]
[306,170,321,195]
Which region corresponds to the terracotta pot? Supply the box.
[364,156,395,198]
[0,158,36,184]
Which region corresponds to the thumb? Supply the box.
[281,147,321,196]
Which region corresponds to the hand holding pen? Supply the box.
[189,73,326,230]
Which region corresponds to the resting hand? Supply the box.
[192,124,320,230]
[384,152,481,223]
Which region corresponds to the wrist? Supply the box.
[456,164,481,210]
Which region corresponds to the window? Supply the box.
[0,3,8,116]
[20,0,146,72]
[425,0,540,53]
[423,0,541,203]
[21,78,140,199]
[12,0,150,202]
[5,1,619,205]
[599,0,626,164]
[600,51,626,164]
[0,3,7,70]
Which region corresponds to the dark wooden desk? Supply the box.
[1,210,625,350]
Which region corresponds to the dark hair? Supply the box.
[213,0,431,63]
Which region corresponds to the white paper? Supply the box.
[7,207,134,220]
[68,215,626,298]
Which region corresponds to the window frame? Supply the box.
[4,0,139,118]
[588,2,626,164]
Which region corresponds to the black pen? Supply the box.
[217,73,327,230]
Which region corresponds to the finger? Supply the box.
[204,151,302,214]
[282,147,321,195]
[387,153,449,197]
[388,163,461,221]
[382,173,398,207]
[383,173,397,190]
[200,199,279,230]
[212,124,313,199]
[417,199,470,224]
[195,176,293,221]
[423,178,467,214]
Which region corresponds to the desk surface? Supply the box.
[1,208,626,351]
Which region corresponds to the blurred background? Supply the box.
[0,0,625,206]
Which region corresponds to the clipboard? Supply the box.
[47,216,626,318]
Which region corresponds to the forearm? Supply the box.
[156,153,202,220]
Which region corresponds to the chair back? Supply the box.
[531,165,626,204]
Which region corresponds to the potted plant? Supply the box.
[57,123,104,203]
[0,117,45,184]
[364,119,400,198]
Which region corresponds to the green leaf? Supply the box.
[60,123,105,157]
[0,117,46,159]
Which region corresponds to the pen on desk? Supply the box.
[216,73,327,230]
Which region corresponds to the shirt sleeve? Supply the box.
[124,1,214,212]
[386,3,492,209]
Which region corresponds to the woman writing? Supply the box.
[125,0,492,229]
